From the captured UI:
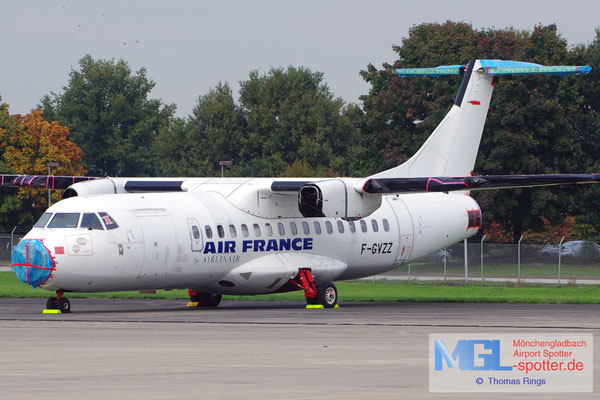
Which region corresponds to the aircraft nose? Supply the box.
[11,239,56,288]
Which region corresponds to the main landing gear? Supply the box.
[46,290,71,313]
[187,290,222,308]
[291,268,338,308]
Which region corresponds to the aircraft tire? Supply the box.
[316,282,338,308]
[198,293,222,307]
[56,297,71,313]
[46,297,57,309]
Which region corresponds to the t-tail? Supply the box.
[370,60,592,179]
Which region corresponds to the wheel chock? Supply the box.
[186,301,199,308]
[334,304,340,309]
[43,309,62,314]
[306,304,324,309]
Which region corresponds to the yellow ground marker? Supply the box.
[42,309,61,314]
[305,304,341,309]
[186,301,199,307]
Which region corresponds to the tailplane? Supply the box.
[371,60,591,179]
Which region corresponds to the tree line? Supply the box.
[1,22,599,242]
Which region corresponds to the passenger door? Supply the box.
[187,218,203,252]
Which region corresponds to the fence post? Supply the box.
[408,263,411,284]
[443,248,447,283]
[517,235,523,283]
[480,234,486,284]
[464,238,468,284]
[558,236,565,287]
[10,226,17,271]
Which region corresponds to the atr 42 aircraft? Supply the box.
[3,60,596,313]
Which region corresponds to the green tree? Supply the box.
[154,67,359,178]
[153,82,244,176]
[238,66,358,177]
[357,22,594,241]
[40,54,175,177]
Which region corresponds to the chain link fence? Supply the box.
[380,238,600,286]
[0,226,31,267]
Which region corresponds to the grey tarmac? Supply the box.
[0,298,598,399]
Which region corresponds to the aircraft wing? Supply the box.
[361,174,600,194]
[0,175,99,189]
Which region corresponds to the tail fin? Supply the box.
[371,60,591,179]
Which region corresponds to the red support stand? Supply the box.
[290,268,317,299]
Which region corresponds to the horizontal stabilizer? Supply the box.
[362,174,600,194]
[395,60,591,77]
[0,175,98,189]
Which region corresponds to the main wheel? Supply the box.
[316,282,338,308]
[197,293,222,307]
[46,297,57,309]
[56,297,71,313]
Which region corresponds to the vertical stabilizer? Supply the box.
[372,60,493,178]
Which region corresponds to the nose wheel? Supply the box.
[45,290,71,313]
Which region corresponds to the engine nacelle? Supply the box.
[298,179,381,220]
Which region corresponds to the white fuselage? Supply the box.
[22,188,480,295]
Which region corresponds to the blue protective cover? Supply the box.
[395,60,591,77]
[11,239,55,288]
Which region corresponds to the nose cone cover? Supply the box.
[11,239,55,288]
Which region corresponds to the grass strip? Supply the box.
[1,272,600,304]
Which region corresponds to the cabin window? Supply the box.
[371,219,379,232]
[337,220,344,233]
[290,222,298,235]
[467,209,482,229]
[98,212,119,230]
[265,223,273,236]
[360,220,367,233]
[383,219,390,232]
[313,221,322,235]
[191,225,200,240]
[34,213,53,228]
[48,213,80,228]
[302,221,310,235]
[217,225,225,238]
[277,222,285,236]
[80,213,104,230]
[325,221,333,234]
[348,221,356,233]
[229,224,237,238]
[241,224,249,237]
[253,223,261,237]
[205,225,213,239]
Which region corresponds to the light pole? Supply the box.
[219,160,233,178]
[46,162,59,206]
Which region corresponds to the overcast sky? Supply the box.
[2,0,599,118]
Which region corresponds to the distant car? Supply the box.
[426,249,453,263]
[539,241,600,257]
[561,241,600,257]
[539,243,560,257]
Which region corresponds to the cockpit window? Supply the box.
[98,212,119,230]
[34,213,53,228]
[80,213,104,230]
[48,213,80,228]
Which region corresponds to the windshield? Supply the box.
[34,213,53,228]
[80,213,104,230]
[48,213,80,228]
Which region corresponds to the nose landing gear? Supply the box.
[45,290,71,313]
